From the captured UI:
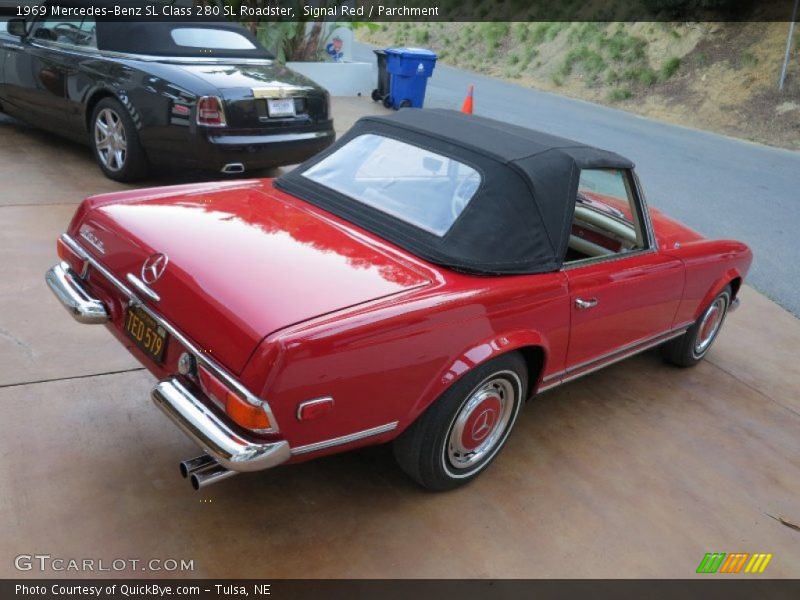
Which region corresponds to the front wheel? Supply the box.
[393,353,527,491]
[90,97,148,182]
[661,285,731,367]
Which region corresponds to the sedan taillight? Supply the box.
[196,96,227,127]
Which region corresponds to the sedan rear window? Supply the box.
[303,134,481,237]
[170,28,256,50]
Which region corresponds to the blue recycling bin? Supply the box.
[384,47,437,110]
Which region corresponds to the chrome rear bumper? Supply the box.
[151,378,291,473]
[45,262,109,324]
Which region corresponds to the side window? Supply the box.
[31,17,96,49]
[564,168,647,264]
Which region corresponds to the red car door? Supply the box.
[565,253,684,372]
[560,168,684,380]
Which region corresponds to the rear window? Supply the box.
[302,134,481,237]
[170,28,256,50]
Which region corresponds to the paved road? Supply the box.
[355,43,800,316]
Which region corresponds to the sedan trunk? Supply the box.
[173,62,330,130]
[71,180,431,374]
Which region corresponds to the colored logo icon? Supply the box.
[696,552,772,574]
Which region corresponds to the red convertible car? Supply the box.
[46,110,752,491]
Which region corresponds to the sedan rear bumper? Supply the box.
[147,126,335,173]
[152,378,291,473]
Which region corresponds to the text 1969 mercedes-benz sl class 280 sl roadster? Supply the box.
[46,109,751,491]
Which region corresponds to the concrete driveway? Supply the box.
[0,97,798,579]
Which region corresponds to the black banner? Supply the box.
[3,580,800,600]
[0,0,796,22]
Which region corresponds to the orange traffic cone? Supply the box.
[461,85,474,114]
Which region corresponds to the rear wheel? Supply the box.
[662,285,731,367]
[371,89,381,102]
[90,97,148,182]
[393,353,527,491]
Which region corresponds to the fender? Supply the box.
[694,267,743,320]
[403,329,550,428]
[83,84,141,132]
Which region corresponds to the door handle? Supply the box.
[575,297,598,310]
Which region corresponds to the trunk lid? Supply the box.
[174,62,328,129]
[74,181,431,374]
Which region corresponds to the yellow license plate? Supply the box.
[124,304,168,364]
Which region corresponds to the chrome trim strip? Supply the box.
[560,329,685,385]
[566,327,687,375]
[208,130,333,145]
[126,273,160,302]
[30,41,277,65]
[292,422,399,456]
[45,262,110,324]
[537,324,690,392]
[61,234,280,433]
[536,380,561,393]
[152,378,290,473]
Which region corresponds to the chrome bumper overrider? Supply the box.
[45,262,109,324]
[151,378,291,473]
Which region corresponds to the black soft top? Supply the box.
[278,109,635,275]
[41,1,271,58]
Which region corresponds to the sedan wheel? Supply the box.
[90,97,148,182]
[94,108,127,172]
[393,353,527,491]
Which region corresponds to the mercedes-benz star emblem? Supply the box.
[471,408,496,442]
[141,253,168,285]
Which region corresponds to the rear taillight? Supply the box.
[196,96,227,127]
[197,365,271,431]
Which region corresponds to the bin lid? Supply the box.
[385,47,437,59]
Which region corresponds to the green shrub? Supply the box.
[413,28,429,45]
[608,87,633,101]
[660,56,681,79]
[512,22,530,43]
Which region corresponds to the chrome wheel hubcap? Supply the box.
[94,108,127,171]
[447,376,516,470]
[694,296,727,355]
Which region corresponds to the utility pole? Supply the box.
[779,0,799,91]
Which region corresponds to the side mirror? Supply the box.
[7,18,27,38]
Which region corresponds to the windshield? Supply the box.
[302,134,482,237]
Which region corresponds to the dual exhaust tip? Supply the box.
[179,454,238,490]
[220,162,245,174]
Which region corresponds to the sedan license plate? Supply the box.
[267,98,296,117]
[124,304,168,364]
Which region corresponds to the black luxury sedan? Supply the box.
[0,7,335,181]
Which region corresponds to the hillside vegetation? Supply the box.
[360,21,800,150]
